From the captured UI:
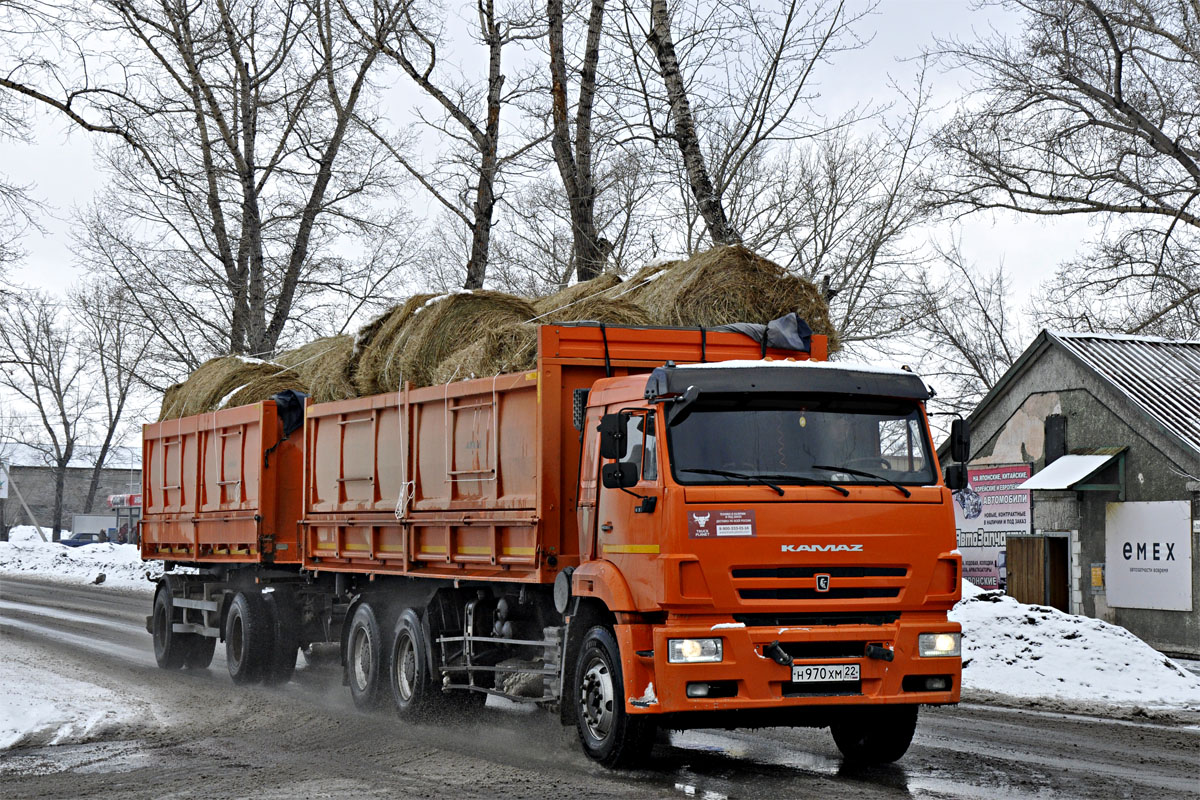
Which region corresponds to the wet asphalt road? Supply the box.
[2,576,1197,800]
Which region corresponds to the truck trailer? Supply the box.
[142,321,966,767]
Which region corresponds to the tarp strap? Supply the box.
[700,327,707,362]
[761,334,768,359]
[599,323,612,377]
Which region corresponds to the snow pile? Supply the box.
[1,639,156,748]
[0,526,160,592]
[953,580,1200,711]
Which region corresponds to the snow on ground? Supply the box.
[0,637,159,749]
[953,580,1200,713]
[1,526,160,592]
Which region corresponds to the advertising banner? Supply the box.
[1105,501,1193,611]
[953,464,1032,590]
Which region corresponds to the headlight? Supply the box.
[918,632,961,657]
[667,638,723,663]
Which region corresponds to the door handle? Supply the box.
[600,523,613,532]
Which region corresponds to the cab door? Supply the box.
[595,407,662,572]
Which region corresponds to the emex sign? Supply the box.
[1106,501,1193,612]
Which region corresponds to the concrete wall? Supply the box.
[1,465,141,538]
[969,343,1200,657]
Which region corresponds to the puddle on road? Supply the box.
[653,729,1057,800]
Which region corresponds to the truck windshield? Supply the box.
[666,394,936,487]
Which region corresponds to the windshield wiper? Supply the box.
[812,464,912,498]
[679,469,851,497]
[679,468,785,496]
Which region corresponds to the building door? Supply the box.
[1007,535,1069,611]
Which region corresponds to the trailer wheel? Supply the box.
[263,589,299,686]
[389,609,443,718]
[346,603,385,709]
[183,635,216,669]
[152,586,187,670]
[226,591,273,685]
[573,626,655,768]
[830,704,918,764]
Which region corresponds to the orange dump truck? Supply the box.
[143,321,967,767]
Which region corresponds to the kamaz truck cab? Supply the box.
[570,358,962,765]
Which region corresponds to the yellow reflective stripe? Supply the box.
[503,546,536,556]
[602,544,660,554]
[457,546,491,555]
[419,545,447,554]
[342,543,369,551]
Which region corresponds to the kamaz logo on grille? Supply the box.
[815,574,831,592]
[780,544,864,553]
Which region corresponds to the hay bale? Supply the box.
[597,260,679,305]
[157,382,188,422]
[539,296,651,327]
[431,322,539,383]
[532,272,624,316]
[277,335,357,403]
[359,290,536,391]
[631,245,837,347]
[158,356,294,419]
[352,294,437,395]
[221,369,308,409]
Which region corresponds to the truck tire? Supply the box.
[389,608,442,718]
[263,589,299,686]
[226,591,274,685]
[152,586,188,670]
[830,704,919,764]
[183,635,217,669]
[346,603,385,710]
[574,626,656,768]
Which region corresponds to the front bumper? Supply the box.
[618,615,961,715]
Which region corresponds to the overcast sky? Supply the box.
[0,1,1092,317]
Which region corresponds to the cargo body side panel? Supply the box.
[141,401,303,564]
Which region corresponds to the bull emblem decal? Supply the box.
[693,513,710,527]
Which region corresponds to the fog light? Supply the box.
[918,632,961,657]
[686,683,710,698]
[668,638,723,663]
[925,676,949,691]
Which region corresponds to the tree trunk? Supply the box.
[647,0,741,247]
[52,461,66,541]
[549,0,609,282]
[464,0,505,290]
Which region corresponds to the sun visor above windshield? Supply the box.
[643,363,931,402]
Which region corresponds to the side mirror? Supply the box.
[601,462,639,489]
[950,418,971,463]
[944,463,967,492]
[598,413,627,460]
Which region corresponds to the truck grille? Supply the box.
[732,565,908,602]
[779,641,868,659]
[733,612,900,627]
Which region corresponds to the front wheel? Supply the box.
[573,626,656,768]
[830,704,918,764]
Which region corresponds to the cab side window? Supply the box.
[620,411,657,481]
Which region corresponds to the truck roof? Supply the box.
[643,361,930,401]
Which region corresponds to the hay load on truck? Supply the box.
[142,319,968,767]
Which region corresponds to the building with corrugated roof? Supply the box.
[947,330,1200,657]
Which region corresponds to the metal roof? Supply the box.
[1020,453,1117,490]
[1050,332,1200,459]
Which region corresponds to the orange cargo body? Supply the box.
[301,324,824,581]
[141,399,304,564]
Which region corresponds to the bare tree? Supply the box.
[345,0,544,289]
[910,243,1024,419]
[69,278,150,513]
[929,0,1200,338]
[613,0,872,249]
[0,289,90,538]
[2,0,404,368]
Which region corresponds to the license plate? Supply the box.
[791,663,860,682]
